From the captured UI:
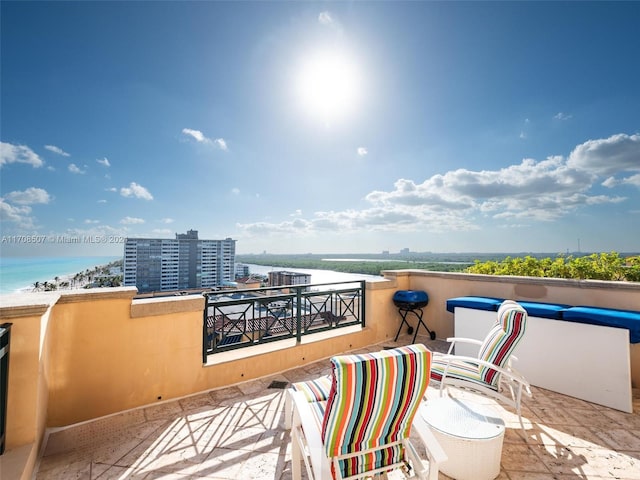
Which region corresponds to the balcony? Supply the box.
[1,270,639,479]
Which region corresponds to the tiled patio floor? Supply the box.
[35,334,640,479]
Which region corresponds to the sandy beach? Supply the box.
[19,260,123,293]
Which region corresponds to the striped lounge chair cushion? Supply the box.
[321,344,431,479]
[478,302,527,386]
[291,375,332,403]
[429,359,489,389]
[430,301,527,389]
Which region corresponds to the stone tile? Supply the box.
[503,473,560,479]
[568,407,631,430]
[34,455,92,479]
[598,406,640,430]
[565,447,640,479]
[237,450,283,479]
[534,442,602,477]
[500,443,551,473]
[237,377,271,395]
[93,463,150,479]
[44,409,148,456]
[32,340,640,480]
[144,401,184,422]
[214,425,266,452]
[534,423,609,449]
[194,447,250,479]
[528,405,583,426]
[208,385,245,405]
[179,392,217,412]
[594,428,640,452]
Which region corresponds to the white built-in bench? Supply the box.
[446,296,639,413]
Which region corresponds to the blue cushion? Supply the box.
[518,301,569,319]
[446,296,503,313]
[562,306,640,343]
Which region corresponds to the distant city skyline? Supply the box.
[1,1,639,257]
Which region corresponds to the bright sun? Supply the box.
[295,49,361,123]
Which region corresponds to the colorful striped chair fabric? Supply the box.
[292,375,332,403]
[290,344,446,480]
[430,300,531,430]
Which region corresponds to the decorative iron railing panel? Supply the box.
[203,281,365,359]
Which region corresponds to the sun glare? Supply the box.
[295,49,361,123]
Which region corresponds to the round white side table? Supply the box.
[421,396,505,480]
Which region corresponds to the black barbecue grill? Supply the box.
[392,290,436,343]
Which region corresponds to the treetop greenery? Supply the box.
[466,252,640,282]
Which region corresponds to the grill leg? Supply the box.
[395,308,436,343]
[394,309,411,341]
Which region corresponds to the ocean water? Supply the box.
[0,256,121,294]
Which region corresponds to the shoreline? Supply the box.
[9,259,123,294]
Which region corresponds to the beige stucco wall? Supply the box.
[1,271,639,474]
[0,293,58,478]
[43,282,397,427]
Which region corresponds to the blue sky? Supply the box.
[1,1,639,257]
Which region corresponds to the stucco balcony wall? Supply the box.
[1,271,639,480]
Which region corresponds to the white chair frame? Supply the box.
[289,389,447,480]
[434,336,532,431]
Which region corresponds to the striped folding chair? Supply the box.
[289,344,446,480]
[430,300,532,430]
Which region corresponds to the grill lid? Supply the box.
[393,290,429,309]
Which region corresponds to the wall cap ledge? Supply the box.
[55,287,138,304]
[0,292,60,319]
[131,294,205,318]
[381,269,640,291]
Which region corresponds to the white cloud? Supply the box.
[152,228,172,235]
[4,187,51,205]
[237,132,638,236]
[318,10,343,34]
[96,157,111,167]
[120,216,145,225]
[318,11,334,25]
[106,187,117,192]
[68,163,86,174]
[97,199,107,203]
[120,182,153,200]
[554,112,573,121]
[84,219,100,224]
[0,199,33,226]
[214,138,228,151]
[182,128,208,143]
[622,173,640,187]
[567,133,640,175]
[357,147,368,156]
[231,187,240,195]
[160,218,174,224]
[0,142,44,168]
[44,144,70,156]
[182,128,228,151]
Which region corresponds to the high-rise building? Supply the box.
[235,263,251,279]
[268,271,311,288]
[124,230,236,293]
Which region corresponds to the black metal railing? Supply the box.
[202,281,365,361]
[0,323,12,455]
